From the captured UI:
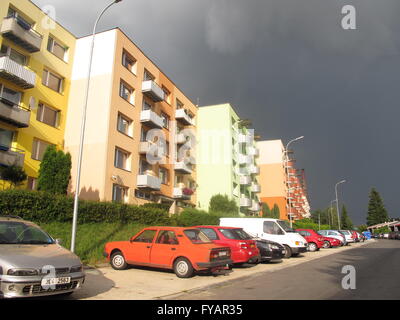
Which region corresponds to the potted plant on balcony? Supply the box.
[182,188,194,196]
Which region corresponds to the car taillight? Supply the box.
[210,249,230,261]
[239,242,248,249]
[318,238,324,241]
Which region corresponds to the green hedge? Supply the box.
[0,190,170,225]
[293,219,331,231]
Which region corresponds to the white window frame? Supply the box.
[119,81,134,104]
[117,113,133,137]
[37,102,60,128]
[42,69,63,93]
[47,36,69,62]
[31,138,52,161]
[112,184,128,203]
[114,147,131,171]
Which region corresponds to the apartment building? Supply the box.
[257,139,311,220]
[64,28,197,213]
[0,0,76,189]
[196,103,261,215]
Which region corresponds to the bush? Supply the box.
[293,218,330,231]
[174,208,220,227]
[209,194,239,214]
[0,190,170,225]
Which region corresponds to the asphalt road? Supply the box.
[174,240,400,300]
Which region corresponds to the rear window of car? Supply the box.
[184,229,212,244]
[219,228,252,240]
[199,228,219,240]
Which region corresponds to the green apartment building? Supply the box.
[196,103,261,215]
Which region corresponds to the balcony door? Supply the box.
[0,85,22,106]
[0,129,14,150]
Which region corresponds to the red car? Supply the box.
[351,230,360,242]
[195,226,261,265]
[296,229,325,252]
[104,227,232,278]
[320,236,342,248]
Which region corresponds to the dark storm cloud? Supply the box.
[32,0,400,224]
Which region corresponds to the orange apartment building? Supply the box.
[64,28,197,214]
[256,139,310,220]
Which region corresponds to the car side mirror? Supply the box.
[55,238,62,245]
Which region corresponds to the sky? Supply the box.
[31,0,400,225]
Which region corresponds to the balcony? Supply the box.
[0,146,25,167]
[173,187,193,200]
[248,146,259,157]
[140,109,164,128]
[176,133,187,144]
[139,141,161,156]
[240,196,252,207]
[250,183,261,193]
[238,134,253,144]
[239,175,251,185]
[174,161,193,174]
[0,98,30,128]
[136,174,161,190]
[175,109,194,126]
[142,80,164,102]
[238,153,252,165]
[249,200,261,212]
[1,16,43,53]
[0,56,36,89]
[248,165,260,175]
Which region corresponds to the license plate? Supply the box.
[219,251,227,257]
[41,277,71,286]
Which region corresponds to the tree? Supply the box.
[37,146,72,195]
[366,188,389,226]
[209,194,239,214]
[340,205,353,229]
[0,165,27,189]
[271,204,280,219]
[357,224,368,232]
[262,202,271,217]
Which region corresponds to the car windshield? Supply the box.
[0,221,54,245]
[276,220,295,232]
[219,228,252,240]
[184,229,212,244]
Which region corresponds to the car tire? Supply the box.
[283,245,292,258]
[323,241,331,248]
[308,242,318,252]
[174,257,194,278]
[110,251,128,270]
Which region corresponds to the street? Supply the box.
[172,240,400,300]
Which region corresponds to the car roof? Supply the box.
[0,216,32,224]
[195,225,240,229]
[142,226,200,231]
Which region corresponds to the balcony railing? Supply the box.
[238,133,253,144]
[175,109,194,126]
[248,146,259,157]
[1,16,43,53]
[0,56,36,89]
[173,187,193,199]
[0,97,30,128]
[248,165,260,175]
[239,175,251,185]
[240,196,252,207]
[249,200,261,212]
[139,141,162,156]
[174,161,193,174]
[136,174,161,190]
[250,183,261,193]
[0,145,25,167]
[142,80,164,102]
[238,153,252,165]
[140,109,164,128]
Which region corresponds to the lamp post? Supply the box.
[71,0,123,253]
[285,136,304,228]
[335,180,346,230]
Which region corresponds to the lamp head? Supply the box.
[115,0,122,3]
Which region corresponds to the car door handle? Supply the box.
[147,246,152,248]
[171,248,176,251]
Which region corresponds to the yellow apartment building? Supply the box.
[0,0,76,189]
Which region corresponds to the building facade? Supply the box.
[64,28,197,213]
[196,103,261,215]
[257,139,310,220]
[0,0,76,189]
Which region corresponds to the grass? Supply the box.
[38,222,147,266]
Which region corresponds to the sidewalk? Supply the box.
[73,240,373,300]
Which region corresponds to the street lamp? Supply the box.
[285,136,304,228]
[335,180,346,230]
[71,0,123,253]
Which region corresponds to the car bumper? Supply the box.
[260,249,285,261]
[291,246,308,254]
[0,273,85,299]
[196,259,233,269]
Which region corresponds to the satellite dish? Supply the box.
[29,96,36,110]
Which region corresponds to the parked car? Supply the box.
[254,239,286,262]
[219,218,308,258]
[350,230,360,242]
[362,231,372,240]
[317,230,346,246]
[104,227,232,278]
[357,232,365,242]
[388,231,400,240]
[195,226,261,265]
[295,229,324,252]
[319,235,342,248]
[0,216,85,299]
[339,230,355,244]
[383,233,389,239]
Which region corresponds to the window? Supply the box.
[114,147,130,171]
[142,100,152,111]
[162,86,171,104]
[47,36,68,61]
[176,99,184,109]
[117,113,133,137]
[159,167,169,185]
[122,50,136,74]
[119,81,134,104]
[0,129,14,149]
[139,158,152,174]
[0,45,27,65]
[7,7,33,29]
[112,184,128,203]
[144,69,155,81]
[184,229,212,244]
[263,221,284,235]
[161,112,169,129]
[132,230,157,243]
[37,103,59,127]
[42,69,63,93]
[0,85,22,106]
[156,230,179,245]
[31,139,52,161]
[135,189,154,201]
[27,177,37,190]
[199,228,219,240]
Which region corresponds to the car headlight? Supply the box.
[70,265,83,273]
[7,268,39,276]
[270,245,280,250]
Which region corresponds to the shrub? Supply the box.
[293,218,330,231]
[0,165,27,189]
[174,208,220,227]
[209,194,239,214]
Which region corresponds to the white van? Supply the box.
[219,218,308,258]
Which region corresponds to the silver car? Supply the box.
[0,216,85,298]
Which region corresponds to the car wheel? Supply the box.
[308,242,318,252]
[174,257,194,278]
[283,245,292,258]
[110,251,128,270]
[323,241,331,248]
